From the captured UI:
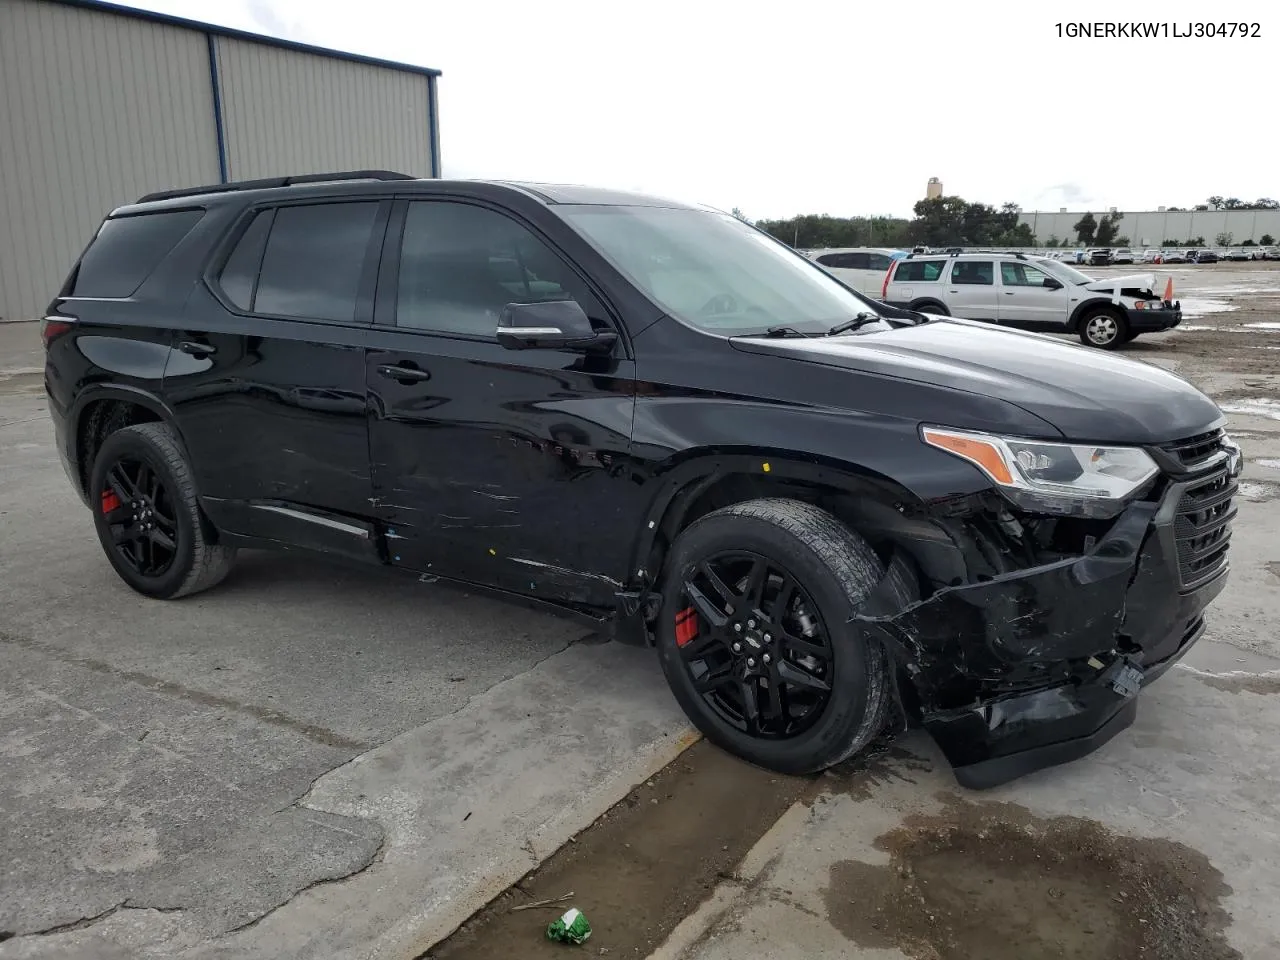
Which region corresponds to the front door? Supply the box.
[996,261,1072,329]
[365,198,639,607]
[944,259,999,320]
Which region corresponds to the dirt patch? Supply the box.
[1197,672,1280,695]
[1267,561,1280,582]
[424,740,808,959]
[823,795,1239,960]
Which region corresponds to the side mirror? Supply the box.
[495,300,618,353]
[1043,277,1064,290]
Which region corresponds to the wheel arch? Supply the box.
[908,297,948,314]
[1068,297,1124,332]
[71,385,182,497]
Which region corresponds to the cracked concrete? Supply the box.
[0,372,692,959]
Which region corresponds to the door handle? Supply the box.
[177,340,216,357]
[1004,291,1016,295]
[376,364,431,383]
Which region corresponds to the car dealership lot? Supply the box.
[2,263,1280,959]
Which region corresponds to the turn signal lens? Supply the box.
[921,428,1014,485]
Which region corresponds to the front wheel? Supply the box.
[1079,309,1129,349]
[90,422,237,599]
[656,498,908,774]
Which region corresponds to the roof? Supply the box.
[49,0,442,77]
[497,182,704,209]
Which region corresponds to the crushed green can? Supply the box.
[546,907,591,945]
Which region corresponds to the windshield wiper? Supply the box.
[825,312,881,336]
[763,325,814,338]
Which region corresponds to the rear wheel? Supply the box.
[1079,308,1129,349]
[911,301,949,316]
[90,422,237,599]
[656,498,908,774]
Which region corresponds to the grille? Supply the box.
[1162,427,1227,468]
[1174,467,1236,588]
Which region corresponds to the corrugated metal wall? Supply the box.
[0,0,220,322]
[213,37,435,182]
[1020,210,1280,247]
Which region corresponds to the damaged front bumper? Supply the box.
[857,462,1237,789]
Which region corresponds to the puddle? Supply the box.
[1243,322,1280,331]
[1220,398,1280,423]
[824,796,1239,960]
[1175,324,1216,332]
[1196,671,1280,696]
[1257,459,1280,471]
[1180,297,1237,318]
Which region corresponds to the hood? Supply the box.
[732,319,1223,444]
[1084,273,1157,294]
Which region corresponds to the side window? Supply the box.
[951,261,994,285]
[866,254,893,271]
[396,201,601,336]
[894,260,945,282]
[816,253,856,268]
[217,210,273,311]
[73,209,204,297]
[254,202,380,322]
[1000,262,1052,287]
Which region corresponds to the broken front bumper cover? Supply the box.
[855,472,1232,790]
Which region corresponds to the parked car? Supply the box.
[881,252,1182,348]
[807,247,907,296]
[1223,249,1252,262]
[1161,250,1187,264]
[44,171,1238,788]
[1194,250,1220,263]
[1112,248,1136,265]
[1254,246,1278,261]
[1139,249,1163,264]
[1087,248,1113,266]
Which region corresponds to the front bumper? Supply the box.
[1127,301,1183,332]
[856,461,1235,788]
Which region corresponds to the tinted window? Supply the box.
[217,210,273,311]
[866,254,893,271]
[1000,262,1053,287]
[254,202,380,322]
[894,260,946,282]
[73,210,203,297]
[396,201,598,336]
[951,261,994,285]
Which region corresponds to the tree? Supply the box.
[1073,212,1097,245]
[1046,235,1060,248]
[1215,231,1233,246]
[1167,206,1184,211]
[1263,234,1276,245]
[1206,196,1225,210]
[1242,239,1256,247]
[1094,212,1123,246]
[1222,198,1244,210]
[1114,236,1130,247]
[730,207,749,222]
[1255,199,1279,210]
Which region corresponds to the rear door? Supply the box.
[165,198,390,552]
[364,197,638,605]
[996,261,1072,329]
[814,252,868,291]
[863,252,895,296]
[945,259,999,320]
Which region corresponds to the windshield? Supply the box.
[557,205,890,336]
[1036,257,1094,286]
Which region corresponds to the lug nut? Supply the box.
[763,633,772,643]
[747,619,756,629]
[733,623,742,633]
[763,653,772,664]
[732,642,741,652]
[747,657,756,668]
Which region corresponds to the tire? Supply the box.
[911,301,949,316]
[1121,330,1139,344]
[1079,307,1129,349]
[656,498,909,774]
[89,422,237,599]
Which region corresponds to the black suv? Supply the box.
[44,172,1241,788]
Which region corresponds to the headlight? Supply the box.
[922,427,1159,516]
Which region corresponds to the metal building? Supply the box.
[0,0,441,323]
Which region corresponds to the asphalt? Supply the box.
[0,320,693,958]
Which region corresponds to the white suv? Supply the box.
[806,247,906,296]
[880,253,1182,349]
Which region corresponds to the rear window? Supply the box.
[816,252,869,269]
[72,209,204,297]
[893,260,946,282]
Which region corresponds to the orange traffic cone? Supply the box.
[1163,277,1174,303]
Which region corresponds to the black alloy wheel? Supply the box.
[675,551,833,739]
[100,456,179,578]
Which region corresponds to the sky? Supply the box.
[129,0,1276,220]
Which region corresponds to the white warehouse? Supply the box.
[0,0,442,323]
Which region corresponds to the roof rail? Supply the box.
[136,170,416,204]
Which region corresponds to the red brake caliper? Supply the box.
[675,606,698,647]
[101,489,121,514]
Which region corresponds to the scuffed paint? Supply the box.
[508,557,624,589]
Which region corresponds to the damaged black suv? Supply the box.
[44,172,1241,788]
